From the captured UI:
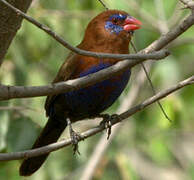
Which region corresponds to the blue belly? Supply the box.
[60,62,130,119]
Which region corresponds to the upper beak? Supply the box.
[123,16,142,31]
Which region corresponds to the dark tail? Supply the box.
[19,116,67,176]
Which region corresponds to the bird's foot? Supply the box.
[67,118,81,155]
[99,114,120,140]
[70,130,81,155]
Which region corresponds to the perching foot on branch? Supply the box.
[99,114,121,140]
[67,118,81,155]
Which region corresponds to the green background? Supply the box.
[0,0,194,179]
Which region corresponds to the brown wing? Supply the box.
[45,52,78,116]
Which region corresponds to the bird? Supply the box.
[19,9,141,176]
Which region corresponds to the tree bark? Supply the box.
[0,0,32,66]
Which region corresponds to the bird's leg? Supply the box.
[98,114,121,140]
[66,118,81,155]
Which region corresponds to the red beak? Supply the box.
[123,16,142,31]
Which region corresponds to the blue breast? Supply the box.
[60,62,131,119]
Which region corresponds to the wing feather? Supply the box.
[44,52,78,116]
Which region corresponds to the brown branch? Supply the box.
[0,50,169,100]
[0,0,193,64]
[0,0,32,66]
[0,75,193,161]
[0,0,167,60]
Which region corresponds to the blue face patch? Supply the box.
[105,21,123,34]
[109,14,127,21]
[105,14,127,35]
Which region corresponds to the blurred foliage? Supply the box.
[0,0,194,179]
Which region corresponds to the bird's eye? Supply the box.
[112,18,118,24]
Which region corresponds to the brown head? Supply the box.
[80,10,141,53]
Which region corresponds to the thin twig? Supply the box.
[0,75,193,161]
[130,41,171,122]
[0,0,153,60]
[97,0,109,10]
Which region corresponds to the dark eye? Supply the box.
[112,18,118,24]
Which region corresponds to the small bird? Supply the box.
[19,9,141,176]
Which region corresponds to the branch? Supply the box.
[0,0,193,61]
[1,0,193,60]
[0,0,167,60]
[1,0,192,60]
[0,0,32,66]
[0,50,169,100]
[0,75,193,161]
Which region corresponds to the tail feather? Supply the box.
[19,117,67,176]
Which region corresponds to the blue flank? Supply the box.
[62,62,131,118]
[105,14,127,34]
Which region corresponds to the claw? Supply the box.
[99,114,120,140]
[67,118,81,155]
[71,130,81,155]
